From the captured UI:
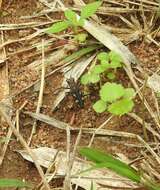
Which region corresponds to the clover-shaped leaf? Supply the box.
[97,52,109,61]
[107,72,116,80]
[100,60,110,69]
[90,73,100,83]
[81,73,100,84]
[109,60,122,69]
[109,51,122,62]
[81,73,91,85]
[93,100,107,113]
[108,98,134,115]
[100,82,125,102]
[91,65,106,74]
[124,88,135,99]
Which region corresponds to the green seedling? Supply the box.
[46,1,102,34]
[81,51,123,85]
[81,51,135,116]
[93,82,135,115]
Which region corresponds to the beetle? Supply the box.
[66,78,84,108]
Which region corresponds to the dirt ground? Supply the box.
[0,0,160,190]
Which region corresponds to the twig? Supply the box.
[0,0,2,8]
[64,125,71,190]
[0,100,27,165]
[137,135,160,165]
[28,40,45,146]
[39,151,59,190]
[141,76,149,141]
[41,129,82,190]
[0,21,54,30]
[16,101,28,140]
[0,127,12,165]
[151,90,160,121]
[25,111,138,138]
[0,105,51,190]
[88,115,113,147]
[128,112,160,140]
[0,31,12,165]
[70,128,82,170]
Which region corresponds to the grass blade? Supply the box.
[79,147,141,183]
[63,45,100,63]
[0,179,32,188]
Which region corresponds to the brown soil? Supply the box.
[0,0,159,190]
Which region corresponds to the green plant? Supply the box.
[81,51,122,85]
[45,1,102,42]
[0,178,32,188]
[79,147,160,190]
[81,51,135,116]
[93,82,135,115]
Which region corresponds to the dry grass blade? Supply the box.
[17,147,138,190]
[28,44,76,72]
[16,101,28,140]
[25,111,138,138]
[28,40,46,146]
[0,31,40,50]
[0,0,2,8]
[0,105,51,190]
[0,128,12,165]
[88,115,113,147]
[137,136,160,165]
[0,101,27,164]
[0,31,12,165]
[141,153,160,180]
[128,113,160,140]
[0,21,54,30]
[63,125,71,190]
[83,21,138,66]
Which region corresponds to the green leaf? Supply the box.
[0,179,32,188]
[100,82,125,102]
[93,100,107,113]
[64,9,78,26]
[90,73,100,83]
[81,1,102,19]
[97,52,109,61]
[107,72,116,80]
[75,33,88,43]
[81,73,91,85]
[110,60,122,69]
[46,21,70,34]
[96,162,140,183]
[63,45,100,63]
[108,51,122,69]
[109,51,122,63]
[91,65,106,74]
[78,18,85,26]
[108,98,134,115]
[123,88,135,99]
[81,72,100,85]
[100,60,110,69]
[79,147,141,183]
